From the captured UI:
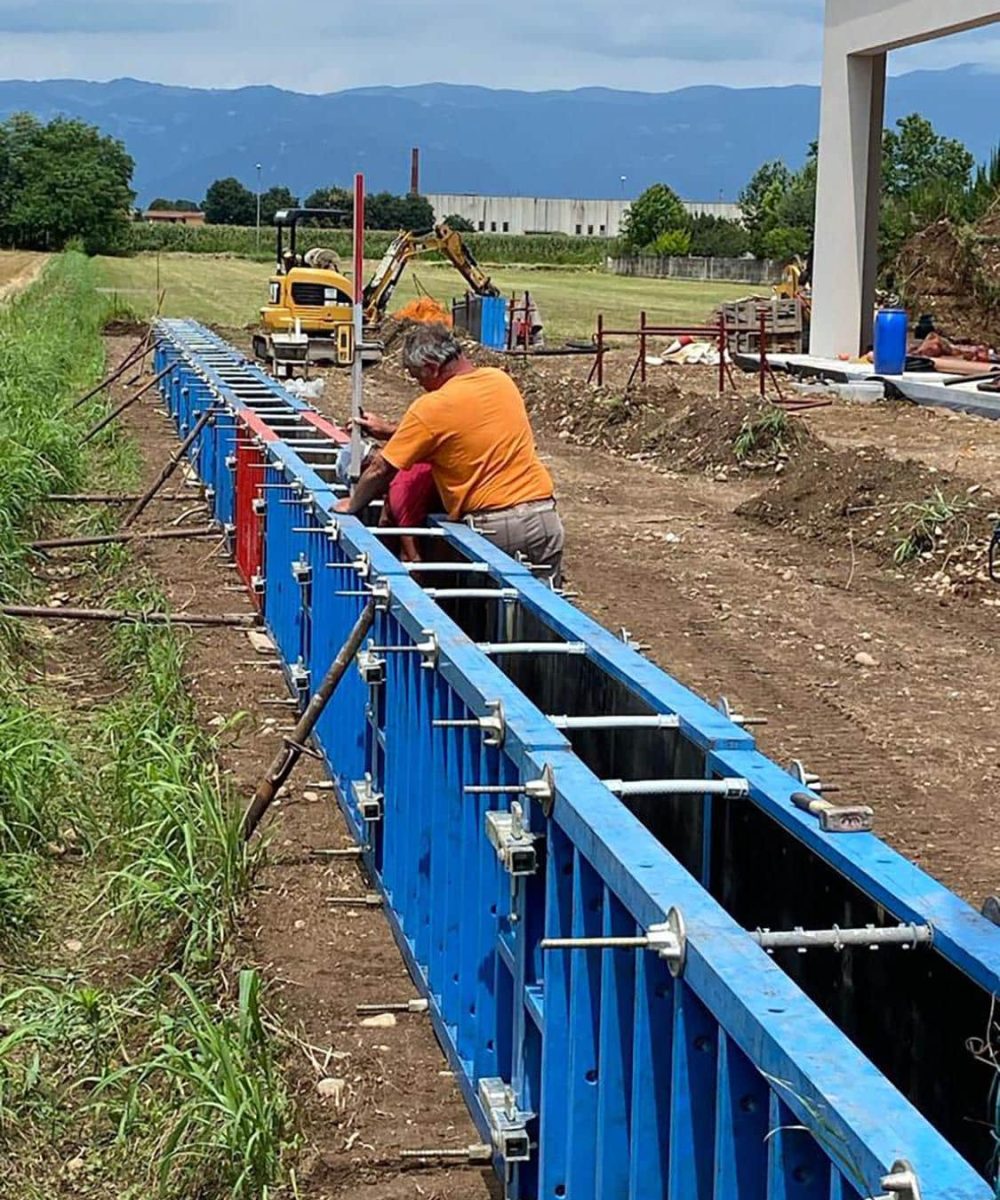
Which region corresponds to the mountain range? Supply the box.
[0,66,996,205]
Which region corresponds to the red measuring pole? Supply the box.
[350,173,365,482]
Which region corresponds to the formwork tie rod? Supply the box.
[370,527,446,538]
[753,924,932,951]
[400,1145,492,1164]
[541,922,931,957]
[0,604,257,628]
[29,525,219,552]
[356,999,429,1015]
[404,562,491,574]
[423,588,519,601]
[604,777,750,798]
[476,642,587,656]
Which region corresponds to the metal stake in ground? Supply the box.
[29,525,219,552]
[65,330,153,413]
[122,406,218,529]
[80,364,175,445]
[242,600,376,840]
[0,604,257,628]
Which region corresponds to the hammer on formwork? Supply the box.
[241,601,376,840]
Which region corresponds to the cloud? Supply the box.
[0,0,995,92]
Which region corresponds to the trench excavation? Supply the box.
[151,318,999,1200]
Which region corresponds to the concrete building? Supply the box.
[811,1,1000,356]
[425,194,740,237]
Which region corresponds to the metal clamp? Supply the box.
[291,556,312,585]
[357,647,386,686]
[717,695,766,728]
[540,906,687,978]
[250,572,266,596]
[477,1077,532,1165]
[876,1161,922,1200]
[791,790,874,835]
[367,629,439,669]
[433,699,506,748]
[485,801,539,876]
[619,626,651,653]
[251,497,267,517]
[351,776,383,824]
[289,659,310,694]
[464,764,556,819]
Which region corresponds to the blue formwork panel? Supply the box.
[481,295,508,350]
[154,319,997,1200]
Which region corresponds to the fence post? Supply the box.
[597,313,604,387]
[640,310,647,386]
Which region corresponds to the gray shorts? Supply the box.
[466,498,565,587]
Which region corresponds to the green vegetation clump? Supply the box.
[893,488,976,565]
[733,406,792,463]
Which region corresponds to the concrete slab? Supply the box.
[747,352,1000,420]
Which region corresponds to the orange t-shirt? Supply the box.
[381,367,554,519]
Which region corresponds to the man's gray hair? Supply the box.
[402,322,463,374]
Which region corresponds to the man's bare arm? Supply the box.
[336,453,397,515]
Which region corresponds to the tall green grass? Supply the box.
[125,220,611,265]
[96,590,256,972]
[0,252,111,600]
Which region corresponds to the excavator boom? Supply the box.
[363,223,499,324]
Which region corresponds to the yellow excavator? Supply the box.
[253,208,503,371]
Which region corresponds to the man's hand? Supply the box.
[351,412,397,442]
[334,497,352,514]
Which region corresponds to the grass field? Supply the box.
[96,253,754,343]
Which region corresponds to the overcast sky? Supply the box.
[0,0,998,92]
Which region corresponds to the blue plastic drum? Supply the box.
[874,308,908,375]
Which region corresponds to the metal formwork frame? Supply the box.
[153,320,994,1200]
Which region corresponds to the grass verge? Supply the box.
[0,256,297,1197]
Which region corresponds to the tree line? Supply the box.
[621,113,996,266]
[161,177,443,232]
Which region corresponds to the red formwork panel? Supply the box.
[302,411,350,444]
[234,413,277,605]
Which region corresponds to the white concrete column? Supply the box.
[810,48,886,357]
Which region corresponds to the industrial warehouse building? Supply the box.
[425,194,741,237]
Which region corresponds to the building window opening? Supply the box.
[502,221,509,233]
[575,224,582,235]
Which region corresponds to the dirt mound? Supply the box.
[521,368,809,472]
[897,208,1000,344]
[102,316,148,337]
[739,443,996,593]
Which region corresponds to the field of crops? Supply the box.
[125,221,613,266]
[97,253,752,343]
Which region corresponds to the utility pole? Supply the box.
[255,162,263,252]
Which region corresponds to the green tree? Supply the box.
[395,194,435,231]
[303,186,353,225]
[882,114,974,200]
[761,226,810,261]
[0,113,134,253]
[259,185,297,225]
[620,183,689,253]
[443,213,474,232]
[203,177,256,225]
[738,160,793,245]
[148,197,201,212]
[689,214,750,258]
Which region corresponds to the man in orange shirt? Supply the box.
[334,323,564,583]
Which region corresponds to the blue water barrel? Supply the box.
[873,308,908,374]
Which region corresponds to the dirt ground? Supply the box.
[64,330,1000,1194]
[303,339,1000,905]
